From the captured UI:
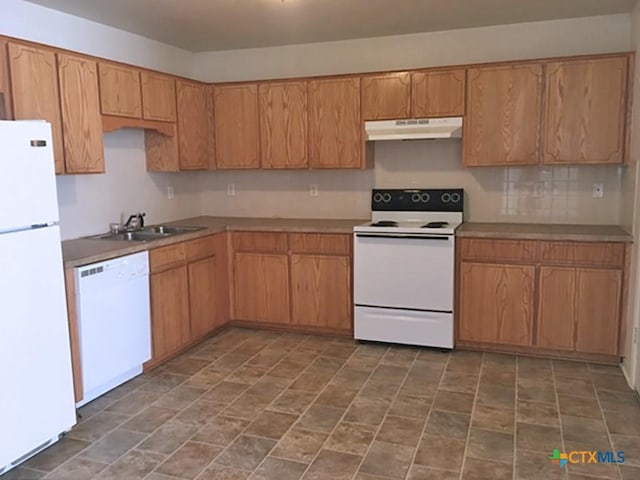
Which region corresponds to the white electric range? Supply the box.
[353,188,464,349]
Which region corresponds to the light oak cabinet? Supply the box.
[0,40,13,119]
[458,262,535,346]
[543,56,628,165]
[57,53,104,174]
[458,238,626,359]
[464,64,543,166]
[360,72,411,120]
[308,77,362,169]
[259,81,308,169]
[214,84,260,169]
[141,71,176,122]
[411,68,465,118]
[8,43,65,174]
[98,62,142,118]
[177,80,211,170]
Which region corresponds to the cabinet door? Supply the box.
[259,81,307,169]
[188,255,220,341]
[411,69,465,117]
[458,262,535,346]
[57,53,104,174]
[177,80,210,170]
[537,267,576,351]
[464,64,542,166]
[98,62,142,118]
[361,72,410,120]
[149,266,190,363]
[141,71,176,122]
[308,77,362,168]
[214,84,260,169]
[8,43,65,174]
[234,252,290,324]
[291,254,351,332]
[543,57,628,165]
[575,268,622,355]
[0,40,13,119]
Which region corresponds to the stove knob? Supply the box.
[373,193,383,203]
[382,193,392,203]
[441,193,451,203]
[451,192,461,203]
[411,193,421,203]
[420,193,430,203]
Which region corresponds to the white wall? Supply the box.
[56,130,201,240]
[1,0,194,76]
[194,14,631,81]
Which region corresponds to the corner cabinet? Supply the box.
[457,238,627,360]
[214,84,260,169]
[308,77,363,169]
[464,63,543,167]
[543,56,629,165]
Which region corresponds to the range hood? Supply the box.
[365,117,463,141]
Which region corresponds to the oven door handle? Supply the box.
[355,233,451,240]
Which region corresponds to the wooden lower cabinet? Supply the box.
[188,255,219,340]
[291,254,351,332]
[538,266,621,355]
[233,252,291,324]
[458,262,535,346]
[149,265,190,363]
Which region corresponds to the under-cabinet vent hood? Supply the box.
[365,117,463,141]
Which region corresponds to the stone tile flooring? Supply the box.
[4,328,640,480]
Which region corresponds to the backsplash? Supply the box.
[374,140,623,224]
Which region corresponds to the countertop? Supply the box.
[62,216,368,268]
[456,222,633,243]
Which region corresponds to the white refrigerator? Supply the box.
[0,121,77,474]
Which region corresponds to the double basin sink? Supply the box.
[96,225,206,242]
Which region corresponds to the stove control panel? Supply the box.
[371,188,464,212]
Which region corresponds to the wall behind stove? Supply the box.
[374,141,623,225]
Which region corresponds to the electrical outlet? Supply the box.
[634,326,638,345]
[532,182,544,198]
[309,184,319,197]
[593,183,604,198]
[167,185,174,200]
[227,183,236,196]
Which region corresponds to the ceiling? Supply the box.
[25,0,638,52]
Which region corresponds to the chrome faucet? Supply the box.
[124,212,146,231]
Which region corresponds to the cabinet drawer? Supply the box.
[185,234,218,262]
[232,232,288,253]
[540,241,624,268]
[150,242,186,273]
[289,233,351,255]
[458,238,538,263]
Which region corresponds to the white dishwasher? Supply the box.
[74,251,151,407]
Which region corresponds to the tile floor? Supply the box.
[4,328,640,480]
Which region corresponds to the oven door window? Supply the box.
[354,234,454,312]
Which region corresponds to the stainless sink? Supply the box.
[95,225,206,242]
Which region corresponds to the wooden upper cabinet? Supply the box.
[458,262,535,346]
[308,77,362,168]
[98,62,142,118]
[214,84,260,169]
[8,43,65,174]
[141,71,176,122]
[0,40,13,120]
[57,53,104,174]
[360,72,411,120]
[543,56,628,165]
[411,68,465,118]
[464,63,543,167]
[176,80,210,170]
[259,81,307,169]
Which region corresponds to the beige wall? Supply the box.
[194,14,630,82]
[621,2,640,388]
[56,130,201,240]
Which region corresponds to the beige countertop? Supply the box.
[62,216,368,268]
[457,222,633,243]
